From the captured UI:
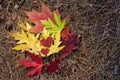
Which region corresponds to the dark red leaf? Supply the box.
[45,58,60,74]
[60,44,74,59]
[60,33,79,59]
[60,27,70,38]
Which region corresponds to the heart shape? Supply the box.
[41,48,49,55]
[40,36,53,47]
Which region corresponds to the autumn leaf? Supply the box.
[60,27,70,38]
[41,4,53,20]
[45,58,60,74]
[17,18,32,31]
[26,4,55,34]
[10,3,80,77]
[29,24,44,34]
[26,10,44,34]
[40,28,50,39]
[41,13,66,34]
[26,51,42,64]
[16,52,42,76]
[10,30,41,55]
[60,33,79,59]
[47,31,64,56]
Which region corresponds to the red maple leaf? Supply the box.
[45,58,60,74]
[60,33,79,59]
[25,4,58,34]
[16,51,42,76]
[40,36,53,47]
[60,27,70,38]
[41,4,53,20]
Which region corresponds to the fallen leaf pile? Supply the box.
[10,4,79,76]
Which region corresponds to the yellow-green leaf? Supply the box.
[40,12,66,34]
[47,31,64,56]
[10,30,41,55]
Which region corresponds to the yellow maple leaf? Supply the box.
[47,31,64,56]
[10,30,41,55]
[10,20,64,57]
[41,28,50,39]
[18,18,31,31]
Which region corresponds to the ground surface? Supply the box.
[0,0,120,80]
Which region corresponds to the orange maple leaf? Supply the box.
[25,4,59,34]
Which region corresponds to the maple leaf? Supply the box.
[40,28,51,39]
[45,58,60,74]
[47,31,64,56]
[41,4,53,20]
[41,12,66,34]
[60,27,70,38]
[10,30,41,55]
[26,51,42,64]
[29,24,44,34]
[60,33,79,59]
[16,52,42,76]
[26,4,54,34]
[25,10,44,34]
[17,18,32,31]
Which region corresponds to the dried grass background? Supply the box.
[0,0,120,80]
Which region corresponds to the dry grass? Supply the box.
[0,0,120,80]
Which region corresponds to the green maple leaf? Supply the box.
[40,12,66,34]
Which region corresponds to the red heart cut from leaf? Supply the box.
[41,48,49,55]
[40,36,53,47]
